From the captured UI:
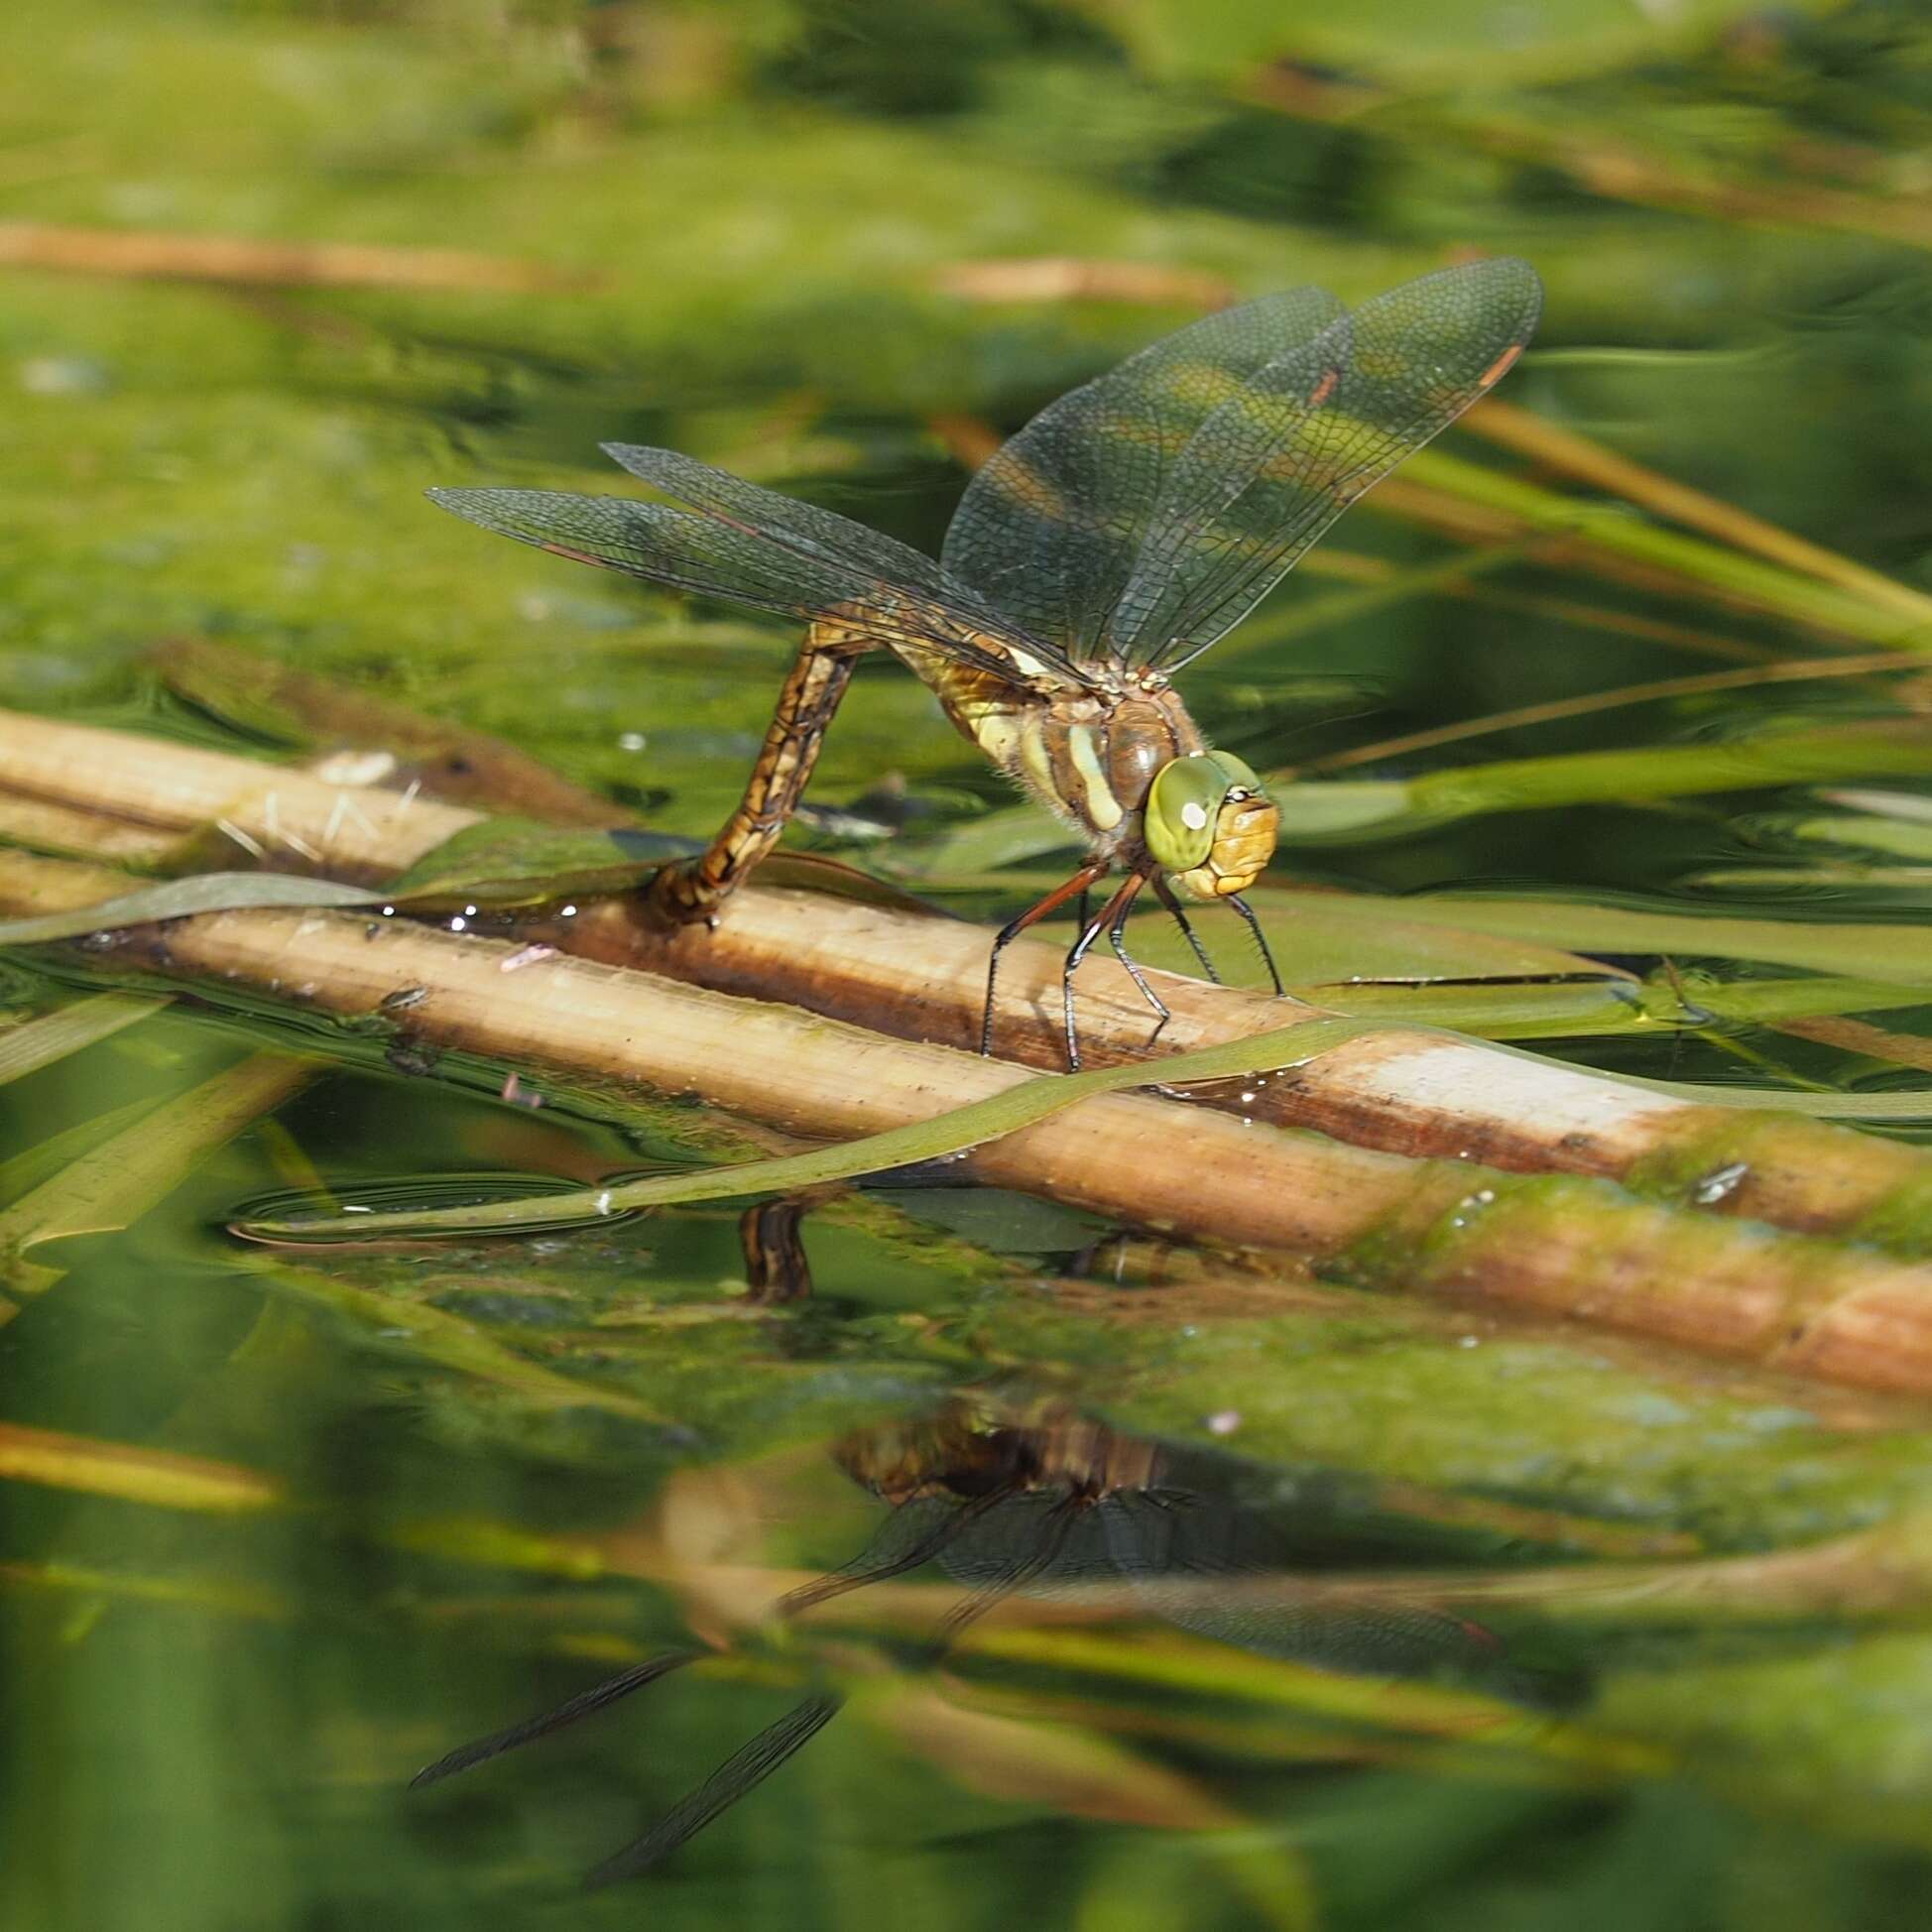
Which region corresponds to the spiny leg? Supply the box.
[1226,893,1285,997]
[1107,875,1169,1047]
[648,619,868,926]
[1149,873,1220,985]
[980,860,1108,1058]
[1061,872,1152,1072]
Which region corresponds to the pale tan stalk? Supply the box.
[8,847,1932,1391]
[0,221,583,294]
[0,709,472,873]
[3,708,1931,1249]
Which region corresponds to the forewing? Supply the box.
[429,475,1087,688]
[1111,256,1543,669]
[940,287,1348,661]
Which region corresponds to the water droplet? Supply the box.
[1692,1160,1750,1205]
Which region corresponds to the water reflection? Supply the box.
[414,1400,1542,1887]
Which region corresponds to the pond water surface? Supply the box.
[7,3,1932,1928]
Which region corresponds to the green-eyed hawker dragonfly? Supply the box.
[431,258,1540,1067]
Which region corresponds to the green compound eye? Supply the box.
[1144,755,1230,871]
[1212,750,1262,793]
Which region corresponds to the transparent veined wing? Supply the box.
[430,451,1095,691]
[943,258,1541,672]
[1111,257,1541,670]
[1098,1490,1510,1683]
[941,285,1348,660]
[602,442,955,602]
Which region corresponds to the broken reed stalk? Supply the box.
[1,708,1928,1252]
[7,846,1932,1394]
[0,221,585,295]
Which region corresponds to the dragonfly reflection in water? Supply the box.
[431,259,1541,1067]
[412,1404,1527,1887]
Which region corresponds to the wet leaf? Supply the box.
[1254,889,1932,987]
[0,993,168,1083]
[381,818,692,907]
[242,1256,668,1424]
[0,1052,313,1300]
[232,1016,1385,1240]
[0,873,379,946]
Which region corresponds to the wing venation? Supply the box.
[942,258,1542,671]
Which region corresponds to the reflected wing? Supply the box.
[583,1692,843,1889]
[945,258,1541,672]
[431,449,1094,691]
[1100,1493,1507,1683]
[942,286,1346,660]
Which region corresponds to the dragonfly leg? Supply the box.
[1149,874,1220,985]
[1226,893,1285,997]
[648,623,866,925]
[1061,872,1150,1072]
[1107,877,1169,1048]
[980,860,1109,1057]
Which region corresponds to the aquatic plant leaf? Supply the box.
[0,993,168,1084]
[1785,814,1932,862]
[1398,443,1930,646]
[386,820,931,915]
[232,1002,1932,1248]
[913,722,1932,876]
[241,1258,669,1424]
[381,819,693,906]
[0,1053,313,1300]
[0,1420,282,1514]
[1260,890,1932,986]
[0,873,380,946]
[233,1016,1385,1239]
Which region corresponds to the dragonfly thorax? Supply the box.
[937,667,1278,893]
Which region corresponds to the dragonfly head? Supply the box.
[1144,751,1278,900]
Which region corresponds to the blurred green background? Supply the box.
[8,2,1932,1929]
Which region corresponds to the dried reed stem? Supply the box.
[3,708,1932,1256]
[6,844,1932,1392]
[0,221,584,294]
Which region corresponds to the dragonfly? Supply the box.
[431,258,1541,1068]
[409,1403,1520,1886]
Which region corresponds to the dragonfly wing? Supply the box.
[1111,256,1543,670]
[429,482,1087,688]
[583,1692,844,1888]
[603,443,954,599]
[941,287,1348,661]
[1100,1494,1509,1684]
